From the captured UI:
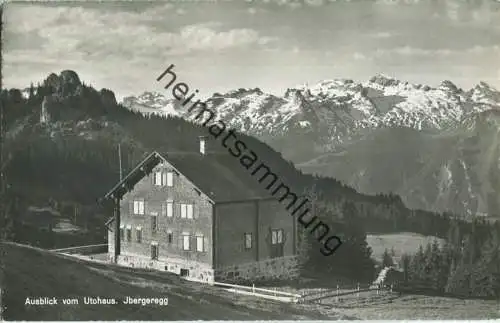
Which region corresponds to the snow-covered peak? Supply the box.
[369,73,401,88]
[123,76,500,139]
[438,80,460,93]
[469,81,500,105]
[122,91,182,117]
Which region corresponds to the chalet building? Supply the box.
[102,136,298,283]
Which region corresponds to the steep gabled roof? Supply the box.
[102,150,273,204]
[102,151,162,202]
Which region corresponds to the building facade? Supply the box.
[104,138,298,283]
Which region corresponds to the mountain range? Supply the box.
[123,75,500,218]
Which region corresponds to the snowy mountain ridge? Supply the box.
[122,74,500,141]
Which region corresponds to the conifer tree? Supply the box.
[400,253,411,283]
[296,225,312,274]
[382,248,394,267]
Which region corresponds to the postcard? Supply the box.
[0,0,499,321]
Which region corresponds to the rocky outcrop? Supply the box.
[36,71,120,123]
[40,96,51,124]
[100,89,118,108]
[42,70,83,99]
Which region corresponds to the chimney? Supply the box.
[198,136,207,155]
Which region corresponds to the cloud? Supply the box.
[370,31,394,39]
[373,45,500,58]
[3,4,276,62]
[304,0,325,6]
[178,24,275,52]
[353,52,370,61]
[176,8,187,15]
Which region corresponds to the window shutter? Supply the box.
[167,172,173,187]
[167,201,173,218]
[181,204,186,218]
[129,201,133,215]
[204,237,208,252]
[143,200,147,215]
[178,235,183,250]
[162,172,167,186]
[191,236,196,251]
[161,203,166,217]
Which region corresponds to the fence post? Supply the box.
[252,284,255,294]
[377,284,379,295]
[390,284,393,293]
[274,288,277,297]
[357,283,360,299]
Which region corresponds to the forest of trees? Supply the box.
[398,219,500,298]
[0,72,499,297]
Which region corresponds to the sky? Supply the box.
[3,0,500,101]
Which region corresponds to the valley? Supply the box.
[123,75,500,218]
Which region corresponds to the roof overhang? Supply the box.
[101,151,164,202]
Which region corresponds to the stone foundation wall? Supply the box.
[215,255,299,283]
[110,253,215,283]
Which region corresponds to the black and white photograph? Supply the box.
[0,0,500,320]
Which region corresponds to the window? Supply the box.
[166,172,174,187]
[271,229,284,245]
[154,171,163,186]
[180,203,194,219]
[151,213,158,233]
[244,233,252,249]
[196,235,204,252]
[151,243,159,260]
[167,231,173,244]
[126,226,132,242]
[277,229,284,244]
[166,201,173,218]
[120,225,124,241]
[136,227,142,243]
[133,200,145,215]
[182,233,190,251]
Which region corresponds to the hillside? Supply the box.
[299,111,500,218]
[4,70,499,288]
[0,242,339,320]
[2,70,461,240]
[125,75,500,218]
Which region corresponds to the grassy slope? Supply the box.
[309,289,500,320]
[0,243,345,321]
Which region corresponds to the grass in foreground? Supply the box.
[1,242,346,321]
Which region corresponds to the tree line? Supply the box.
[397,219,500,298]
